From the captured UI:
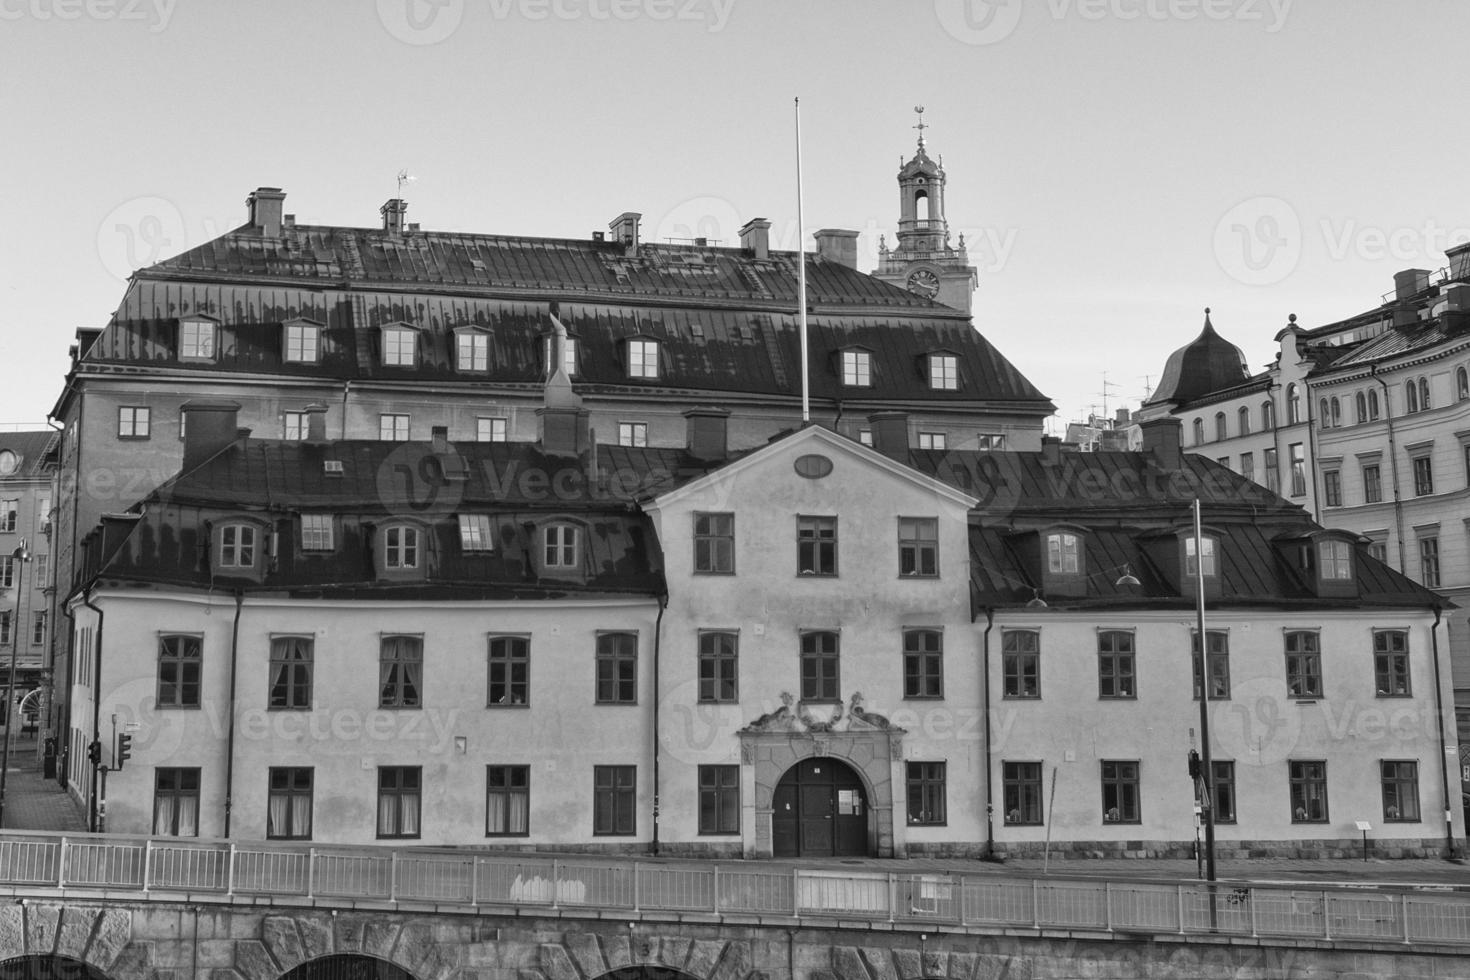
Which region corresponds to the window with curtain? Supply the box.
[377,766,421,838]
[379,635,423,708]
[269,636,313,709]
[153,767,201,837]
[266,767,312,839]
[158,634,202,708]
[486,765,529,836]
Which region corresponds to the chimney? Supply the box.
[181,401,243,471]
[381,198,408,237]
[683,407,730,462]
[1115,407,1130,427]
[246,187,286,238]
[431,425,449,454]
[1393,307,1420,329]
[1394,268,1430,301]
[283,214,296,230]
[609,212,642,256]
[1041,435,1062,465]
[1443,282,1470,312]
[1138,416,1183,469]
[739,218,771,260]
[303,403,329,443]
[867,411,910,462]
[592,231,606,242]
[813,229,859,269]
[538,315,590,457]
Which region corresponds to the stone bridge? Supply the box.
[0,898,1458,980]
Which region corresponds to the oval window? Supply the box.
[0,451,15,476]
[794,454,833,479]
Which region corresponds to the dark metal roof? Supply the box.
[0,431,58,478]
[1145,313,1251,407]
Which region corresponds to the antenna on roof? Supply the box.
[396,170,417,196]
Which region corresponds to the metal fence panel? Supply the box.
[231,846,310,895]
[796,870,890,916]
[395,854,474,903]
[555,860,635,908]
[962,878,1036,925]
[63,841,145,888]
[1251,888,1327,939]
[1180,884,1255,935]
[311,851,393,900]
[1108,883,1181,932]
[714,867,794,914]
[477,858,559,905]
[148,843,230,891]
[893,874,961,925]
[1327,892,1404,942]
[1034,880,1109,929]
[1407,894,1470,945]
[0,838,59,885]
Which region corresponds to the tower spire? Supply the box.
[913,105,928,152]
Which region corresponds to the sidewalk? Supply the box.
[0,735,87,833]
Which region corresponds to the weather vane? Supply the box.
[396,169,417,196]
[913,105,927,150]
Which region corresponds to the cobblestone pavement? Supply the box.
[0,735,86,833]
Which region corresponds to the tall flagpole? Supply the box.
[795,97,810,423]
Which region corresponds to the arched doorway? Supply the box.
[280,955,416,980]
[772,757,869,857]
[0,957,112,980]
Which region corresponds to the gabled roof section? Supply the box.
[0,430,59,478]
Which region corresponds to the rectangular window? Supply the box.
[1419,537,1441,588]
[1323,470,1341,507]
[1284,631,1321,698]
[593,765,636,835]
[1003,761,1043,825]
[0,612,8,645]
[267,767,313,839]
[1289,443,1306,496]
[379,635,423,708]
[487,635,529,706]
[384,525,419,569]
[300,514,334,551]
[118,407,150,439]
[1211,761,1236,824]
[1191,630,1230,700]
[1363,463,1382,503]
[841,350,872,386]
[1319,539,1352,580]
[379,414,410,441]
[179,321,216,360]
[1367,539,1387,563]
[1373,630,1411,696]
[698,765,740,834]
[1264,447,1280,494]
[544,335,579,377]
[457,332,489,372]
[31,612,44,646]
[627,339,659,378]
[1101,760,1140,823]
[1048,532,1081,575]
[377,766,421,838]
[477,417,508,442]
[459,514,494,552]
[1289,760,1328,822]
[797,516,837,576]
[928,353,958,390]
[158,634,202,708]
[906,761,947,826]
[898,517,938,576]
[800,631,840,701]
[153,767,201,836]
[219,524,256,568]
[618,421,648,447]
[1380,760,1420,822]
[1413,455,1433,496]
[1239,452,1254,484]
[596,632,638,704]
[858,429,873,447]
[269,636,313,710]
[1002,629,1040,699]
[0,500,14,533]
[284,323,319,363]
[916,431,946,450]
[694,512,734,574]
[1097,630,1135,698]
[902,628,943,699]
[486,765,530,836]
[282,411,307,441]
[382,329,415,366]
[697,631,738,703]
[544,524,578,569]
[0,556,12,588]
[1184,535,1217,578]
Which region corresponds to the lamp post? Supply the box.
[0,539,29,829]
[1192,499,1219,887]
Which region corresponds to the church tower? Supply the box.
[873,107,979,314]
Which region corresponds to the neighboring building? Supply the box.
[0,430,56,732]
[47,153,1053,790]
[69,368,1460,858]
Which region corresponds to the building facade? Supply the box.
[0,430,56,735]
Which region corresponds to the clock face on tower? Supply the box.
[906,269,940,298]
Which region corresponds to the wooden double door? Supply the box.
[771,757,870,858]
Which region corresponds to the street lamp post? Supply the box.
[1192,500,1218,883]
[0,539,29,829]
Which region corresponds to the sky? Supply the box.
[3,0,1469,433]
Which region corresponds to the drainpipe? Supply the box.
[81,588,104,832]
[651,592,667,856]
[339,381,351,440]
[1429,608,1460,857]
[1369,367,1408,574]
[980,606,997,860]
[222,590,243,838]
[1302,381,1323,521]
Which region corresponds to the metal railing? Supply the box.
[0,831,1466,946]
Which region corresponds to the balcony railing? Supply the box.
[0,831,1466,946]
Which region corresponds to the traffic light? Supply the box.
[1187,749,1202,780]
[86,740,101,765]
[115,733,132,769]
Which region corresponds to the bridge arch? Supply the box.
[0,955,115,980]
[594,968,703,980]
[280,955,418,980]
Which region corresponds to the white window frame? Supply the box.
[179,320,217,360]
[459,514,494,552]
[842,350,872,387]
[456,330,490,372]
[284,322,320,363]
[477,417,508,442]
[618,422,648,448]
[382,327,417,367]
[544,524,579,569]
[218,524,257,569]
[384,525,420,569]
[627,339,659,379]
[928,353,958,390]
[119,407,150,439]
[300,514,334,551]
[380,414,410,441]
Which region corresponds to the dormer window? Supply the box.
[543,523,580,570]
[544,335,579,377]
[1184,535,1217,578]
[455,328,490,373]
[283,320,321,364]
[627,339,659,379]
[1047,532,1081,575]
[218,524,257,568]
[1318,539,1352,580]
[381,326,417,367]
[179,319,217,361]
[384,525,419,569]
[841,350,872,387]
[459,514,494,552]
[927,353,958,390]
